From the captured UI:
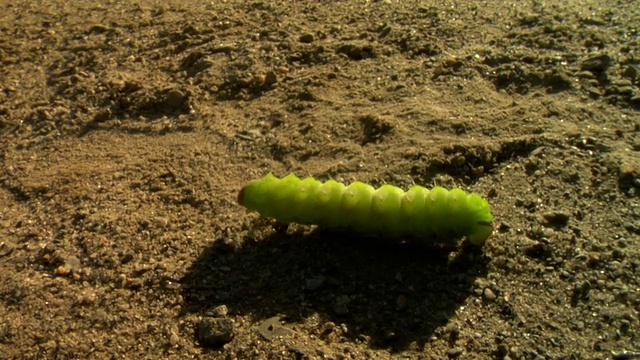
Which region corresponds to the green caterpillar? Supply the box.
[238,173,493,246]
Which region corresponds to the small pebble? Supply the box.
[77,291,97,305]
[125,278,143,290]
[120,252,135,264]
[499,221,512,232]
[620,319,631,334]
[447,324,460,344]
[197,317,234,348]
[622,65,640,80]
[169,331,180,346]
[542,211,570,226]
[447,347,464,358]
[55,266,68,276]
[619,162,638,179]
[257,317,294,341]
[262,70,278,86]
[496,343,509,357]
[65,255,81,273]
[165,89,186,108]
[323,321,336,332]
[581,53,611,71]
[483,288,497,301]
[622,222,636,233]
[210,304,228,317]
[299,33,314,43]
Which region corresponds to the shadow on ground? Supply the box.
[181,230,488,351]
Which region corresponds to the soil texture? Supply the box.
[1,0,639,359]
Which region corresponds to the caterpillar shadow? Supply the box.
[181,230,488,352]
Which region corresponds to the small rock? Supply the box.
[197,317,234,348]
[40,340,58,351]
[447,324,460,344]
[0,241,15,257]
[77,291,97,305]
[614,79,633,87]
[617,86,634,95]
[619,162,638,180]
[581,54,611,72]
[587,253,602,268]
[120,252,135,264]
[474,278,489,289]
[621,65,639,81]
[619,319,631,334]
[483,288,497,301]
[65,255,81,273]
[588,86,604,98]
[169,331,180,347]
[447,347,464,358]
[543,227,556,238]
[165,89,186,108]
[612,352,640,360]
[55,266,68,276]
[257,316,294,341]
[379,24,392,37]
[576,71,595,79]
[93,108,112,123]
[499,221,512,232]
[496,343,509,357]
[525,241,551,259]
[153,217,169,229]
[336,43,375,60]
[323,321,336,333]
[209,304,229,317]
[299,33,314,43]
[623,222,637,233]
[537,345,548,356]
[571,280,591,306]
[263,70,278,86]
[542,211,570,226]
[125,278,143,290]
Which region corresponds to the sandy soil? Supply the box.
[1,0,639,359]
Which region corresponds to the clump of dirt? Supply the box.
[1,0,639,359]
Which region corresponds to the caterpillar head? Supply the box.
[465,194,493,245]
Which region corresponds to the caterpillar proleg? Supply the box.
[238,173,493,245]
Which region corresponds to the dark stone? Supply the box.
[543,211,570,226]
[447,347,464,358]
[581,54,611,72]
[299,33,314,43]
[197,317,234,348]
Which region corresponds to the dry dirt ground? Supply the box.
[1,0,639,359]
